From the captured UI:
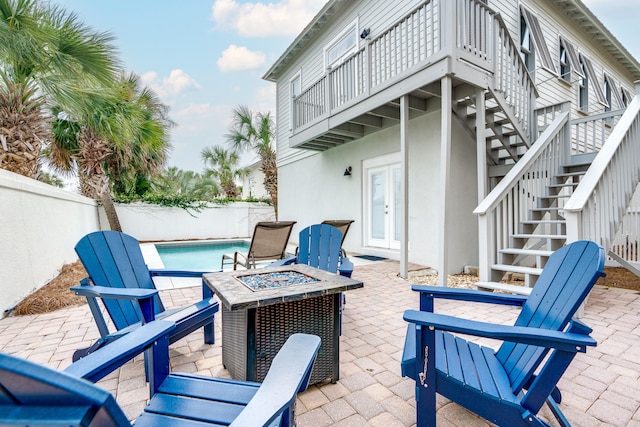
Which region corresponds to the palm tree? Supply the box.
[0,0,119,178]
[201,146,249,198]
[152,167,220,201]
[47,73,172,231]
[225,105,278,216]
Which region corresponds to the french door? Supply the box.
[366,162,401,249]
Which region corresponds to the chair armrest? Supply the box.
[403,310,596,352]
[71,284,158,300]
[269,256,297,267]
[71,282,158,324]
[338,257,354,278]
[64,320,175,383]
[150,269,219,278]
[230,334,321,427]
[411,284,528,306]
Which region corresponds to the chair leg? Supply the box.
[204,321,215,344]
[414,324,437,427]
[546,395,571,427]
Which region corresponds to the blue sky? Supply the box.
[53,0,638,173]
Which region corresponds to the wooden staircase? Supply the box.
[476,162,590,294]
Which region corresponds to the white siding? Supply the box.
[275,0,428,167]
[518,0,635,114]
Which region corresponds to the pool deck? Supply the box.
[1,259,640,426]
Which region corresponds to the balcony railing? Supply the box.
[292,0,535,142]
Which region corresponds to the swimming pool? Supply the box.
[156,240,250,270]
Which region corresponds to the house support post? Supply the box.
[438,76,452,287]
[476,89,487,202]
[399,95,410,278]
[476,88,492,283]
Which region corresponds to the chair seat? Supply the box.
[402,325,519,405]
[136,373,274,426]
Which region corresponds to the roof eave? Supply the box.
[263,0,347,82]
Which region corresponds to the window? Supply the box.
[520,7,554,72]
[558,36,583,82]
[621,87,632,107]
[520,15,535,75]
[579,54,607,107]
[604,75,623,109]
[325,19,358,69]
[578,56,589,111]
[289,71,301,130]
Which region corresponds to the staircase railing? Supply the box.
[474,106,571,282]
[564,85,640,251]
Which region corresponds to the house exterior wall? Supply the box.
[275,0,427,167]
[278,107,479,272]
[241,162,268,200]
[496,0,636,113]
[269,0,638,272]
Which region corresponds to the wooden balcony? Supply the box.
[290,0,536,151]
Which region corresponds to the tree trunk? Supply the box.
[260,150,278,220]
[0,85,50,178]
[100,190,122,232]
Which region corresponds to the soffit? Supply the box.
[550,0,640,80]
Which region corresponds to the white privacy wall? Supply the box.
[0,169,99,314]
[105,202,275,242]
[1,168,275,315]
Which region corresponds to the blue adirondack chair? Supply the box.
[71,231,219,361]
[0,315,321,427]
[401,240,605,427]
[276,223,354,277]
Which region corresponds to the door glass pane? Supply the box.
[371,171,386,240]
[393,167,401,241]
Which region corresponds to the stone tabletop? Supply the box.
[203,264,364,311]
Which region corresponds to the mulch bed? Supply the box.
[11,261,87,316]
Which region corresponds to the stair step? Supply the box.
[548,182,579,189]
[521,220,565,225]
[555,171,586,178]
[475,281,533,295]
[491,264,543,276]
[500,248,554,257]
[512,234,566,240]
[538,194,571,200]
[530,207,564,212]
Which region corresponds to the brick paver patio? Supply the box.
[1,260,639,426]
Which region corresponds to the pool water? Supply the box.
[156,241,250,270]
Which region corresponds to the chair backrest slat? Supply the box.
[496,241,604,393]
[0,353,131,426]
[75,231,165,331]
[298,224,342,273]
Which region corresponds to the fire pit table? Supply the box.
[203,264,363,384]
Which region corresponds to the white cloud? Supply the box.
[212,0,328,37]
[217,45,267,72]
[141,69,201,99]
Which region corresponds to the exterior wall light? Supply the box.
[360,28,371,39]
[344,166,353,176]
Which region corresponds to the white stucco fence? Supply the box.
[1,169,275,315]
[101,202,275,242]
[0,169,99,315]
